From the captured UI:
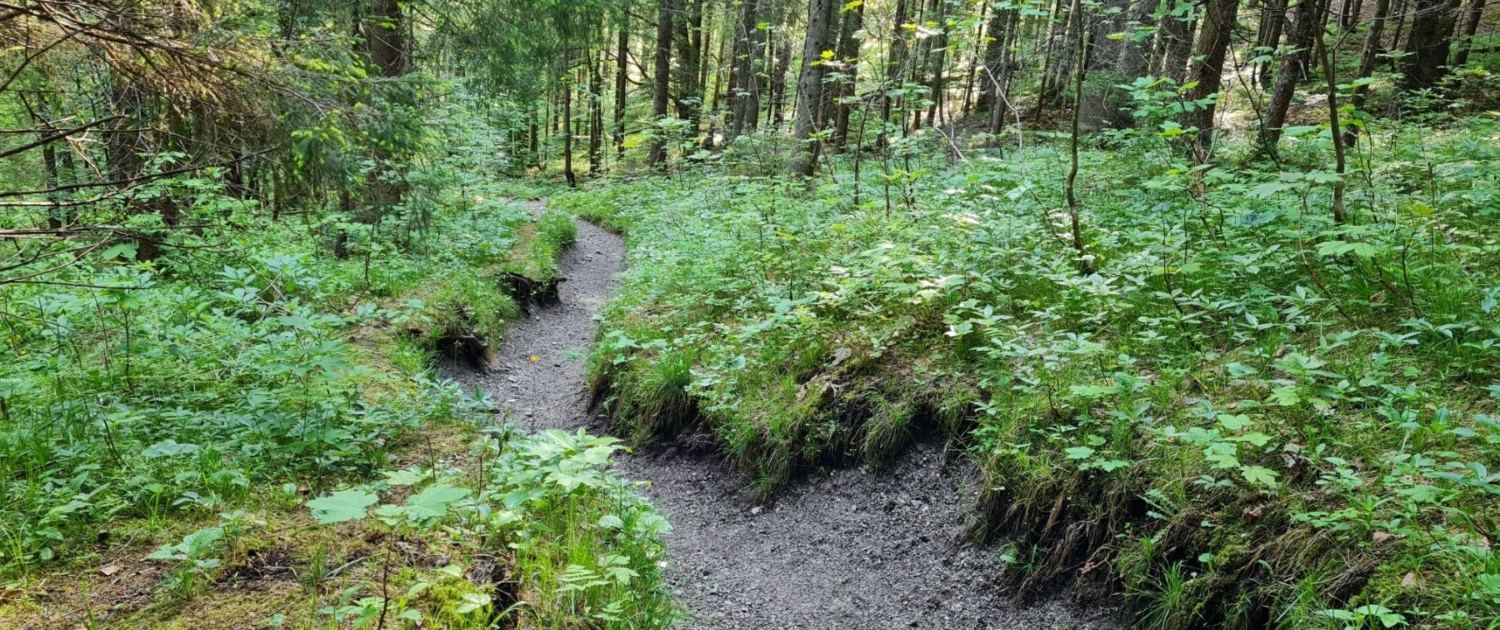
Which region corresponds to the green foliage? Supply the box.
[562,114,1500,626]
[307,428,676,628]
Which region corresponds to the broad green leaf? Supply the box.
[1065,446,1095,460]
[405,484,471,519]
[308,490,379,524]
[1242,465,1280,487]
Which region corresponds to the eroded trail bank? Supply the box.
[458,216,1112,629]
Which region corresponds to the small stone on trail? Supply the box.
[750,506,762,515]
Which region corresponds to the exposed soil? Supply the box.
[455,210,1115,629]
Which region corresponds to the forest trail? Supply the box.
[457,209,1113,630]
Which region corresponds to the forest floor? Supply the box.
[452,206,1116,629]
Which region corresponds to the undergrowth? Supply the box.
[0,89,671,628]
[559,115,1500,627]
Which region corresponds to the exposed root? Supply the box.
[498,272,562,313]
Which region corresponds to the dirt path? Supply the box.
[457,214,1114,629]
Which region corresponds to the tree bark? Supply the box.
[729,0,765,137]
[650,0,675,168]
[791,0,837,177]
[770,39,794,124]
[1180,0,1242,157]
[368,0,407,76]
[615,27,629,160]
[589,53,604,173]
[832,1,865,150]
[564,57,576,188]
[1450,0,1487,65]
[977,4,1012,112]
[1350,0,1392,118]
[1080,0,1137,131]
[1260,0,1323,147]
[883,0,911,137]
[1064,0,1095,275]
[925,0,950,125]
[1400,0,1460,90]
[1256,0,1288,85]
[674,0,703,131]
[1160,0,1196,83]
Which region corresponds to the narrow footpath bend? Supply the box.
[459,212,1113,630]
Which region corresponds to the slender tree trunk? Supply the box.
[1039,0,1076,106]
[1257,0,1288,85]
[1350,0,1392,123]
[615,27,629,160]
[1064,0,1095,275]
[564,56,576,188]
[529,109,540,167]
[1181,0,1242,157]
[926,0,950,125]
[1261,0,1323,147]
[1316,29,1348,223]
[989,7,1022,134]
[589,53,603,173]
[792,0,837,177]
[730,0,765,137]
[770,40,794,124]
[651,0,675,168]
[883,0,911,137]
[1451,0,1487,65]
[962,3,987,116]
[1390,0,1411,67]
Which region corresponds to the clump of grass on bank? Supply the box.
[557,117,1500,627]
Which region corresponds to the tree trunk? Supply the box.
[1400,0,1459,91]
[770,40,794,124]
[791,0,837,177]
[368,0,407,76]
[564,58,576,188]
[1261,0,1323,147]
[1080,0,1136,131]
[589,53,604,173]
[1160,0,1196,83]
[978,5,1011,112]
[1256,0,1288,85]
[1064,0,1095,275]
[832,1,865,150]
[1390,0,1411,67]
[1350,0,1392,116]
[1039,0,1075,106]
[650,0,674,168]
[615,27,629,159]
[1180,0,1242,157]
[883,0,911,136]
[925,0,950,125]
[1451,0,1487,65]
[674,0,702,131]
[730,0,765,138]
